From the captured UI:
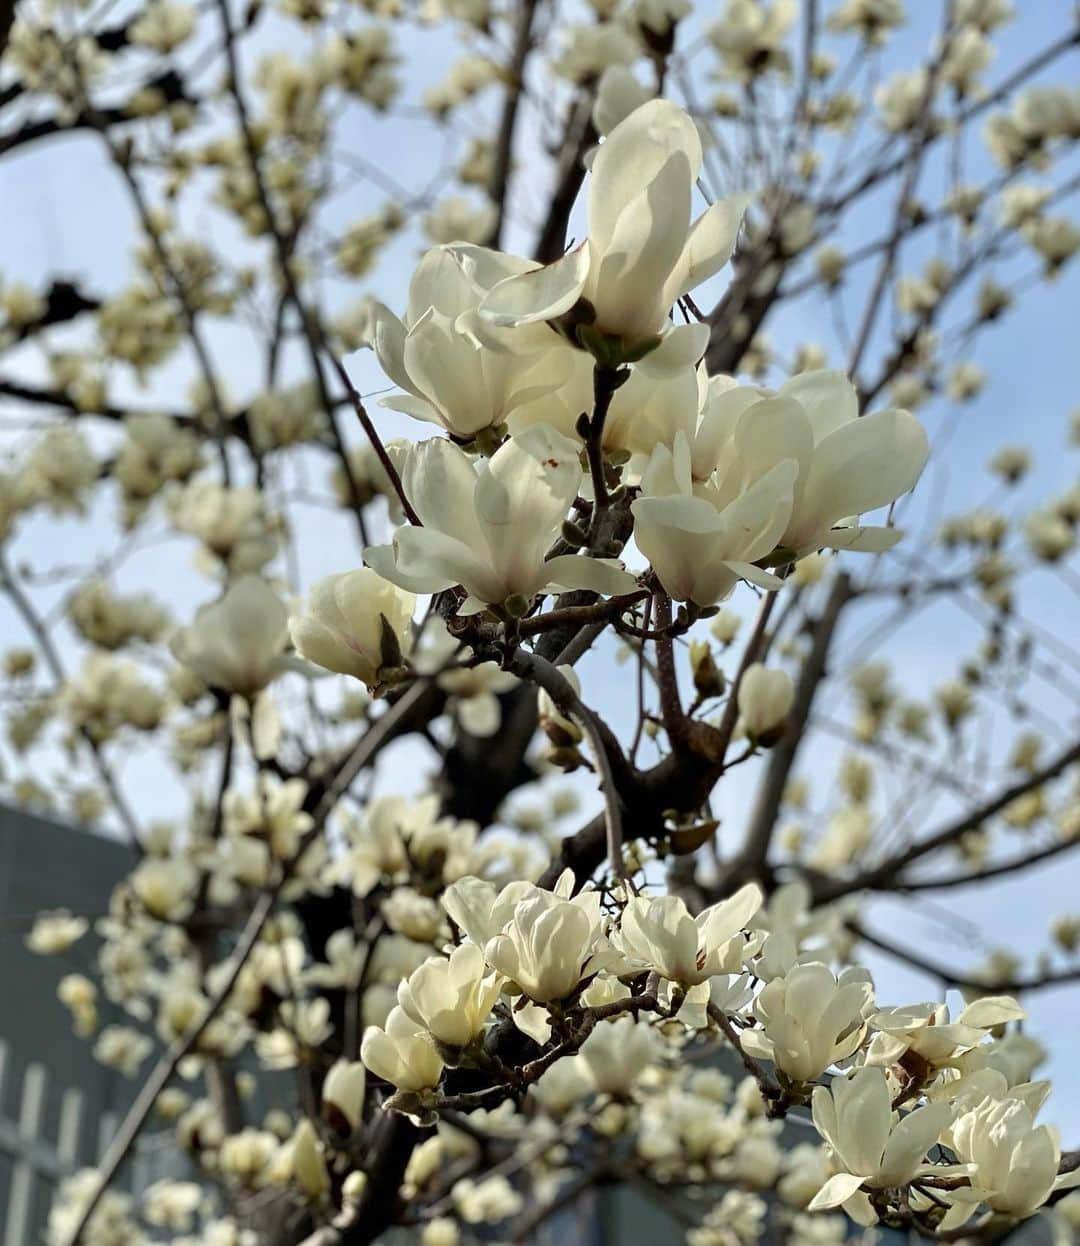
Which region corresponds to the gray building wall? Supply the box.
[0,805,140,1235]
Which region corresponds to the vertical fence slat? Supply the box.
[97,1110,119,1164]
[4,1063,47,1246]
[56,1086,84,1168]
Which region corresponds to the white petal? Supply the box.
[590,99,702,253]
[543,554,639,597]
[779,369,859,443]
[371,302,416,396]
[388,528,495,599]
[404,438,482,547]
[480,243,591,327]
[956,996,1025,1028]
[795,407,929,540]
[379,393,444,425]
[808,1172,866,1211]
[823,524,904,553]
[592,153,692,337]
[666,192,750,304]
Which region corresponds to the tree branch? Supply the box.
[486,0,540,248]
[813,738,1080,902]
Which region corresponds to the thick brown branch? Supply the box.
[533,96,595,263]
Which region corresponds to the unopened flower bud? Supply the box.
[291,1119,330,1200]
[736,664,795,745]
[322,1059,367,1134]
[689,640,726,699]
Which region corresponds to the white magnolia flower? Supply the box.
[381,887,444,942]
[948,1094,1069,1221]
[550,22,639,86]
[634,0,691,36]
[484,885,619,1003]
[26,909,88,955]
[171,576,292,696]
[737,664,795,741]
[1023,215,1080,271]
[289,568,415,690]
[129,3,196,52]
[828,0,906,45]
[167,480,281,576]
[58,974,98,1035]
[219,1128,279,1186]
[435,660,518,737]
[672,370,928,567]
[532,1058,592,1115]
[708,0,797,79]
[1025,510,1074,562]
[578,1015,659,1095]
[371,245,577,439]
[809,1067,953,1221]
[361,1005,444,1091]
[508,335,701,460]
[934,1067,1050,1121]
[453,1173,524,1224]
[397,943,502,1048]
[257,999,333,1070]
[778,1142,834,1208]
[865,996,1024,1069]
[94,1024,153,1078]
[130,856,200,920]
[223,774,313,861]
[632,433,797,605]
[479,100,748,365]
[334,794,473,896]
[141,1178,204,1230]
[811,806,873,871]
[741,962,874,1082]
[942,26,995,94]
[421,1219,463,1246]
[422,196,496,246]
[955,0,1013,29]
[366,425,637,612]
[875,67,932,133]
[48,1171,138,1246]
[616,885,762,986]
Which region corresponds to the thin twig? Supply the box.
[66,889,277,1244]
[508,647,631,881]
[814,736,1080,902]
[324,350,421,528]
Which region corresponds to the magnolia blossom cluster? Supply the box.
[39,837,1073,1242]
[347,100,929,620]
[32,803,1080,1246]
[342,866,1079,1237]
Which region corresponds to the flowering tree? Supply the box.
[3,0,1080,1242]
